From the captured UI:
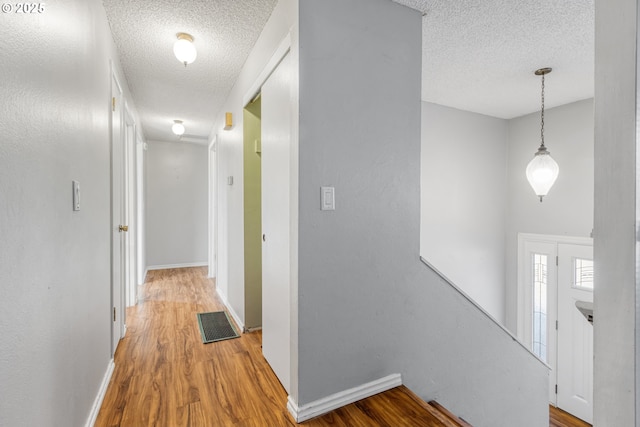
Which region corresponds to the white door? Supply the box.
[557,243,593,424]
[261,52,292,393]
[111,73,127,356]
[124,110,136,307]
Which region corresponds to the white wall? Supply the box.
[211,0,298,329]
[296,1,548,425]
[421,102,508,322]
[146,140,208,268]
[0,0,140,425]
[505,99,594,333]
[593,0,638,423]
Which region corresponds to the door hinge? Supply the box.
[113,307,116,322]
[556,320,558,330]
[556,255,558,266]
[555,384,558,394]
[112,97,116,112]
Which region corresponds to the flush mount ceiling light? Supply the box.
[173,32,197,67]
[172,119,185,136]
[526,67,559,202]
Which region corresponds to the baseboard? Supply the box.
[287,373,402,423]
[146,262,208,271]
[85,358,115,427]
[216,288,244,332]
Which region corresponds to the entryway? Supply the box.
[518,233,593,424]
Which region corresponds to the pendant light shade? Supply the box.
[526,67,559,202]
[526,146,559,201]
[174,33,197,66]
[172,120,185,136]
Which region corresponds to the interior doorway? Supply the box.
[518,233,593,424]
[243,95,263,331]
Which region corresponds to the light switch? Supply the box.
[321,186,335,211]
[72,180,80,211]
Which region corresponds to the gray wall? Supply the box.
[421,99,593,330]
[297,1,548,425]
[146,140,208,268]
[421,102,508,322]
[505,99,594,333]
[0,0,134,425]
[594,0,637,424]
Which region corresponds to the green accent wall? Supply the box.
[243,96,262,329]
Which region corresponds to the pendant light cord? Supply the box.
[540,73,545,148]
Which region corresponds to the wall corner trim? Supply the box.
[286,373,402,423]
[216,287,245,332]
[85,358,115,427]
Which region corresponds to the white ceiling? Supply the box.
[395,0,594,119]
[102,0,594,144]
[102,0,278,143]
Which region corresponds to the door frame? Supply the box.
[517,232,593,406]
[240,30,299,401]
[208,135,218,279]
[110,64,126,356]
[124,102,137,308]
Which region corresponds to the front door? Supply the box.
[519,234,593,423]
[557,243,593,424]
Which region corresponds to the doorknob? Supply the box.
[119,225,129,232]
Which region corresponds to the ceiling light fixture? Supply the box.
[173,32,197,67]
[526,67,559,202]
[172,120,185,136]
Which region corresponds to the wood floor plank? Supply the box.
[549,405,591,427]
[96,267,571,427]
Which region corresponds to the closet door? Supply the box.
[261,52,292,392]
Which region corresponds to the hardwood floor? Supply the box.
[95,267,589,427]
[95,267,451,426]
[549,406,591,427]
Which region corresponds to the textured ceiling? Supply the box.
[394,0,594,119]
[103,0,594,144]
[102,0,278,142]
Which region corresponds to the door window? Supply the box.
[532,253,548,362]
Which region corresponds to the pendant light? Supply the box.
[172,120,185,136]
[173,33,197,67]
[526,67,559,202]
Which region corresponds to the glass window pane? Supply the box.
[532,253,547,362]
[574,258,594,290]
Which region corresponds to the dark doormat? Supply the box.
[196,311,240,344]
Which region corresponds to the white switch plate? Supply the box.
[321,186,335,211]
[72,180,80,211]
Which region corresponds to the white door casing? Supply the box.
[261,52,292,393]
[557,243,593,424]
[110,70,126,356]
[124,105,136,308]
[517,233,593,421]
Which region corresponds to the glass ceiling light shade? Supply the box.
[172,120,185,136]
[526,67,559,202]
[174,33,197,67]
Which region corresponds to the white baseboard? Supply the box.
[216,288,244,332]
[146,262,208,271]
[85,358,115,427]
[287,373,402,423]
